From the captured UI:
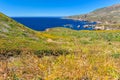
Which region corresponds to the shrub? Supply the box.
[111,53,120,59]
[34,49,69,57]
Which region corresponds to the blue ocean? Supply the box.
[12,17,96,31]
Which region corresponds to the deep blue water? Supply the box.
[12,17,96,31]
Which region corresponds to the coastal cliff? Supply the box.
[68,4,120,30]
[68,4,120,24]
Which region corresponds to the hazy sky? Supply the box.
[0,0,119,17]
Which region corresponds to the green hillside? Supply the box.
[0,12,41,51]
[0,13,120,80]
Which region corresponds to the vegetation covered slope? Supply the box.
[0,12,62,52]
[0,13,120,80]
[0,13,36,37]
[0,12,41,50]
[68,4,120,24]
